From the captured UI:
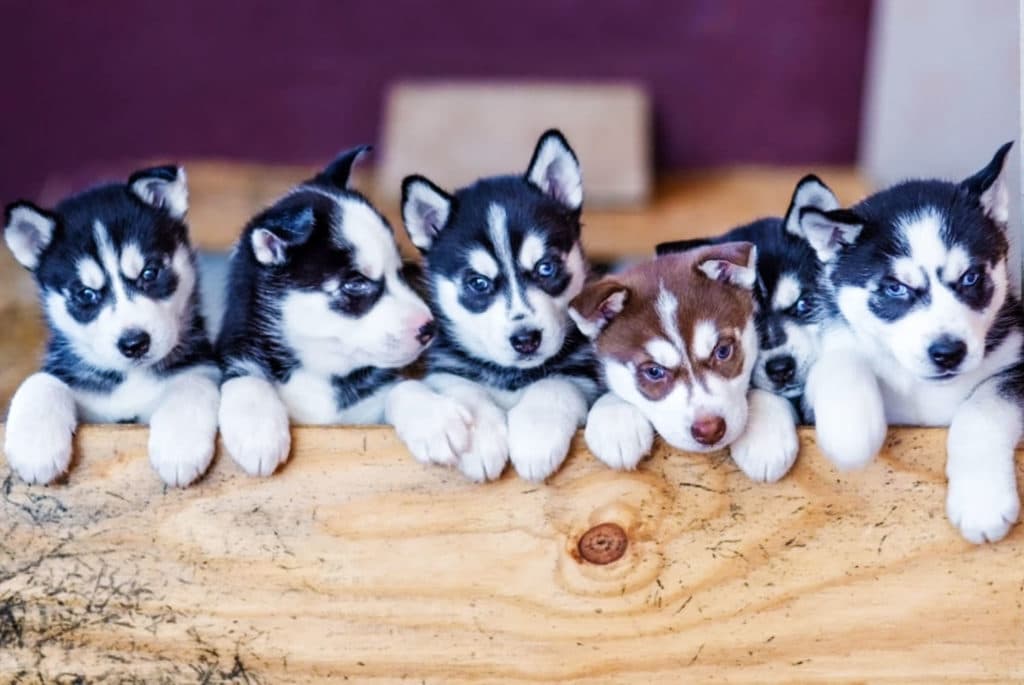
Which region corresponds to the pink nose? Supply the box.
[691,415,726,446]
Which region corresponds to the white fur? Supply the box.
[424,374,510,482]
[645,338,682,369]
[655,285,685,351]
[402,179,451,250]
[507,377,588,481]
[946,378,1022,543]
[5,205,55,270]
[526,135,583,210]
[278,369,391,425]
[119,243,145,280]
[251,228,287,266]
[800,211,863,262]
[692,320,718,360]
[784,177,840,237]
[336,200,392,280]
[130,167,188,220]
[219,376,292,477]
[518,233,547,271]
[728,388,799,482]
[569,289,627,340]
[980,166,1010,225]
[584,392,655,470]
[386,379,472,467]
[4,373,77,484]
[697,247,757,289]
[147,370,219,486]
[487,204,529,314]
[468,249,499,279]
[77,258,105,290]
[772,274,801,311]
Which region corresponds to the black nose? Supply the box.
[928,336,967,370]
[117,329,151,359]
[510,329,542,355]
[416,321,436,345]
[765,355,796,385]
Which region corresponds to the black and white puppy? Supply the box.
[386,130,600,482]
[217,146,434,476]
[657,175,839,415]
[797,143,1024,543]
[3,166,219,486]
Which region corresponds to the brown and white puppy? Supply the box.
[569,243,799,482]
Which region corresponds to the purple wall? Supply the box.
[0,0,871,201]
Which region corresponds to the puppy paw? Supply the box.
[149,375,219,487]
[584,395,654,471]
[507,407,576,482]
[3,373,76,484]
[219,376,291,477]
[813,397,886,470]
[947,474,1020,544]
[459,407,509,482]
[729,390,799,483]
[394,395,473,467]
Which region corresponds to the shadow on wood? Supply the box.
[0,425,1021,682]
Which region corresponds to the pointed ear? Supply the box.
[129,165,188,220]
[962,141,1013,226]
[526,129,583,211]
[4,201,57,270]
[655,237,713,256]
[695,241,758,290]
[569,278,630,339]
[309,144,372,190]
[798,207,863,262]
[784,174,839,237]
[401,175,453,252]
[249,205,316,266]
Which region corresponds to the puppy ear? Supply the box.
[4,201,57,270]
[784,174,839,237]
[128,165,188,220]
[798,207,863,262]
[962,141,1013,226]
[401,175,453,252]
[250,205,316,266]
[655,237,713,256]
[569,278,630,339]
[526,129,583,211]
[695,241,758,290]
[309,144,372,190]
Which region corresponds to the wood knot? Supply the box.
[577,523,628,565]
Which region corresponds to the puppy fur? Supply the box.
[797,142,1024,543]
[571,243,798,482]
[386,130,600,482]
[217,146,434,476]
[3,166,219,486]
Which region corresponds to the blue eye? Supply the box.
[791,297,811,317]
[140,264,160,283]
[882,279,909,299]
[466,273,493,294]
[640,363,668,382]
[75,287,100,306]
[342,276,375,296]
[535,258,561,280]
[714,341,734,361]
[960,269,981,288]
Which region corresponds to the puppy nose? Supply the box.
[510,328,542,355]
[928,336,967,370]
[691,415,726,446]
[765,355,796,385]
[416,320,436,346]
[117,329,151,359]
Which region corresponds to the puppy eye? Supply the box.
[140,263,160,283]
[465,273,493,294]
[534,257,561,280]
[713,341,734,361]
[341,276,374,296]
[639,362,668,382]
[881,278,910,299]
[959,268,982,288]
[789,296,811,317]
[74,287,101,306]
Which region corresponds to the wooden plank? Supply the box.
[1,424,1021,682]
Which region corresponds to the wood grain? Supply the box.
[1,424,1021,682]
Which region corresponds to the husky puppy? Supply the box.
[385,130,599,482]
[570,243,799,482]
[216,146,435,476]
[657,176,840,413]
[797,142,1023,543]
[3,166,219,486]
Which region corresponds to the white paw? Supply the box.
[3,373,76,484]
[813,394,886,470]
[729,390,799,483]
[149,375,219,487]
[584,395,654,471]
[458,406,509,482]
[393,395,472,467]
[507,407,576,482]
[947,474,1020,544]
[219,376,291,477]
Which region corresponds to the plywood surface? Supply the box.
[0,424,1021,682]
